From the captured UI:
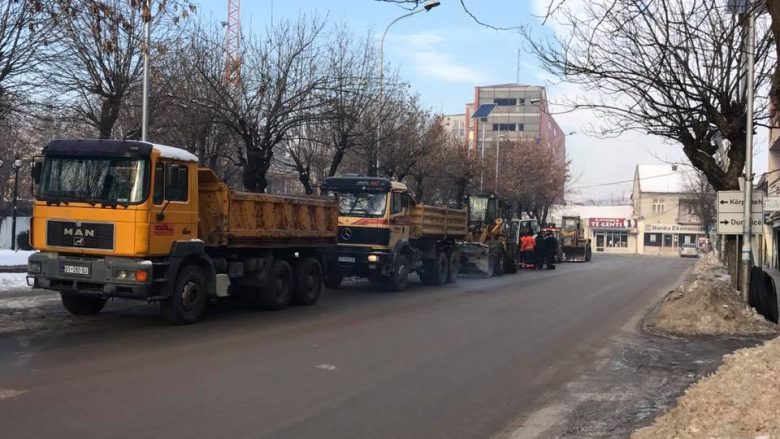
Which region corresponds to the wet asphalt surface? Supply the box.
[0,255,712,438]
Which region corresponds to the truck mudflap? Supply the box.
[27,252,157,299]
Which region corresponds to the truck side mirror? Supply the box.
[31,161,42,185]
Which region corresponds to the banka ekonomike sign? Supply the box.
[588,218,635,230]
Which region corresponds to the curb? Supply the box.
[0,266,26,274]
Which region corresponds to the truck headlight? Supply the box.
[27,261,42,274]
[113,269,149,282]
[367,255,379,263]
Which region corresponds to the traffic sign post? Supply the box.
[717,190,764,235]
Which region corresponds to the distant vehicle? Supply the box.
[679,243,699,258]
[559,216,592,262]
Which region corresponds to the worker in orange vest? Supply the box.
[519,230,536,269]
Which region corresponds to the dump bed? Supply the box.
[197,169,338,248]
[409,204,468,240]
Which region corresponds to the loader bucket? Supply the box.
[562,246,586,262]
[459,243,495,277]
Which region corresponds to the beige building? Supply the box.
[549,205,638,255]
[632,165,706,255]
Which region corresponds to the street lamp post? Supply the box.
[377,0,440,174]
[141,0,152,142]
[11,158,22,251]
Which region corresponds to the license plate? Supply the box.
[338,256,356,264]
[62,264,90,277]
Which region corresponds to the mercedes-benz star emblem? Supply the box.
[340,228,353,241]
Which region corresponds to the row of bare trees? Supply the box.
[0,1,569,221]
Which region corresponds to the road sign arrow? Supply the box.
[720,200,728,205]
[720,220,729,225]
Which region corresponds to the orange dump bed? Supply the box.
[409,204,468,240]
[197,169,338,248]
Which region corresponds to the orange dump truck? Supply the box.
[27,139,338,323]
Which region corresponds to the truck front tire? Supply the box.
[161,265,208,324]
[293,257,323,306]
[61,294,106,316]
[387,254,410,292]
[256,260,294,310]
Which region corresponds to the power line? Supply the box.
[571,172,679,190]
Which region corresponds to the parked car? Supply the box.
[679,243,699,258]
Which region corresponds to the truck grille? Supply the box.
[338,227,390,246]
[46,221,114,250]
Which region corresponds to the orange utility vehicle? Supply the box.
[27,139,338,323]
[320,176,467,291]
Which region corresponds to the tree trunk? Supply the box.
[98,95,122,139]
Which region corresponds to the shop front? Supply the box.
[641,223,706,255]
[588,217,638,254]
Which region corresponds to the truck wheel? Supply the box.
[257,260,294,310]
[323,269,343,289]
[386,254,410,292]
[160,265,208,324]
[585,247,592,262]
[422,251,448,286]
[446,251,460,283]
[293,257,323,306]
[61,294,106,316]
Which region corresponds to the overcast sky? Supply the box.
[193,0,768,202]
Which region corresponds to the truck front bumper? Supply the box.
[27,252,157,299]
[322,247,393,278]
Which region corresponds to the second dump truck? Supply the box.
[27,139,338,324]
[321,176,468,291]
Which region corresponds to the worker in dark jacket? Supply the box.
[534,232,547,270]
[544,232,558,270]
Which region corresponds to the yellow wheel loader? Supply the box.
[459,194,518,277]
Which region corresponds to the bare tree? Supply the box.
[44,0,192,138]
[684,168,718,232]
[0,0,51,121]
[183,16,327,192]
[529,0,773,192]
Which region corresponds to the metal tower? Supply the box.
[224,0,240,83]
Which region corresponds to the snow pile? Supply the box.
[0,250,34,267]
[632,335,780,439]
[645,253,777,336]
[152,143,198,162]
[0,273,30,292]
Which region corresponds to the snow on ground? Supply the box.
[0,273,30,292]
[0,250,34,267]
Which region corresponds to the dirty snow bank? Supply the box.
[631,335,780,439]
[644,253,776,336]
[0,250,34,266]
[0,273,30,292]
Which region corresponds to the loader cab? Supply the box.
[321,176,412,249]
[466,194,499,229]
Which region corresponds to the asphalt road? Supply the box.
[0,255,691,439]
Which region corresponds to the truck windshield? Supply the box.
[37,156,149,205]
[331,191,387,217]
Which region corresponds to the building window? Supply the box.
[518,98,526,105]
[493,123,518,131]
[652,198,665,214]
[605,231,628,248]
[494,98,517,106]
[644,233,661,247]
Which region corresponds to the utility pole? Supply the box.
[740,7,756,300]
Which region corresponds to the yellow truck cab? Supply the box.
[28,139,338,324]
[321,176,467,291]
